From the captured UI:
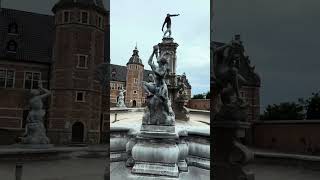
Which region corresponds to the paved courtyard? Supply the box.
[0,158,106,180]
[248,162,320,180]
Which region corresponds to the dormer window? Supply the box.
[111,68,116,78]
[80,11,89,24]
[97,15,103,29]
[8,23,18,34]
[63,11,71,23]
[7,40,17,53]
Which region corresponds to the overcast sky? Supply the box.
[2,0,210,96]
[213,0,320,111]
[111,0,210,96]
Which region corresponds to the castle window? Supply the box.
[111,83,115,90]
[97,15,104,29]
[80,11,89,24]
[133,90,137,94]
[63,11,71,23]
[111,68,116,78]
[134,78,138,84]
[75,91,86,102]
[76,54,88,69]
[8,23,18,34]
[7,40,17,53]
[117,83,124,90]
[24,72,41,89]
[0,69,15,88]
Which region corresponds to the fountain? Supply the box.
[110,14,210,179]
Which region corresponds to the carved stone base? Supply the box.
[132,162,179,177]
[131,134,180,177]
[212,121,255,180]
[186,156,210,170]
[177,160,188,172]
[140,125,177,139]
[141,124,175,133]
[110,151,127,162]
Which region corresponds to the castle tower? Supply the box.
[49,0,108,144]
[125,46,144,107]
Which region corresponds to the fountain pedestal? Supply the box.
[132,125,180,177]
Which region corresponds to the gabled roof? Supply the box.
[110,64,127,82]
[110,64,153,82]
[52,0,107,14]
[0,8,54,64]
[0,8,110,64]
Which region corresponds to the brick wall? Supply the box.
[187,99,210,110]
[253,120,320,154]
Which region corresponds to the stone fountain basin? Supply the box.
[110,109,210,179]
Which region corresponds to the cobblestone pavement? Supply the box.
[2,157,320,180]
[247,163,320,180]
[0,158,105,180]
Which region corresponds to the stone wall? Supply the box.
[187,99,210,110]
[253,120,320,155]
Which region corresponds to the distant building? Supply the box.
[0,0,110,145]
[110,46,192,108]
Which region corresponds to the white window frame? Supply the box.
[80,11,90,24]
[76,54,88,69]
[97,15,104,29]
[111,82,115,90]
[75,91,86,102]
[63,10,71,23]
[7,40,17,53]
[23,71,41,89]
[0,69,15,88]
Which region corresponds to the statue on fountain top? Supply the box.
[213,34,249,121]
[162,13,180,38]
[142,45,175,126]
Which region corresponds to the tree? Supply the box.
[205,91,211,99]
[260,102,304,120]
[192,94,205,99]
[299,91,320,120]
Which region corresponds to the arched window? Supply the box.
[8,23,18,34]
[7,40,17,53]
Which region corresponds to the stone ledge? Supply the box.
[132,162,179,177]
[253,150,320,162]
[186,156,210,170]
[212,121,251,128]
[110,151,127,162]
